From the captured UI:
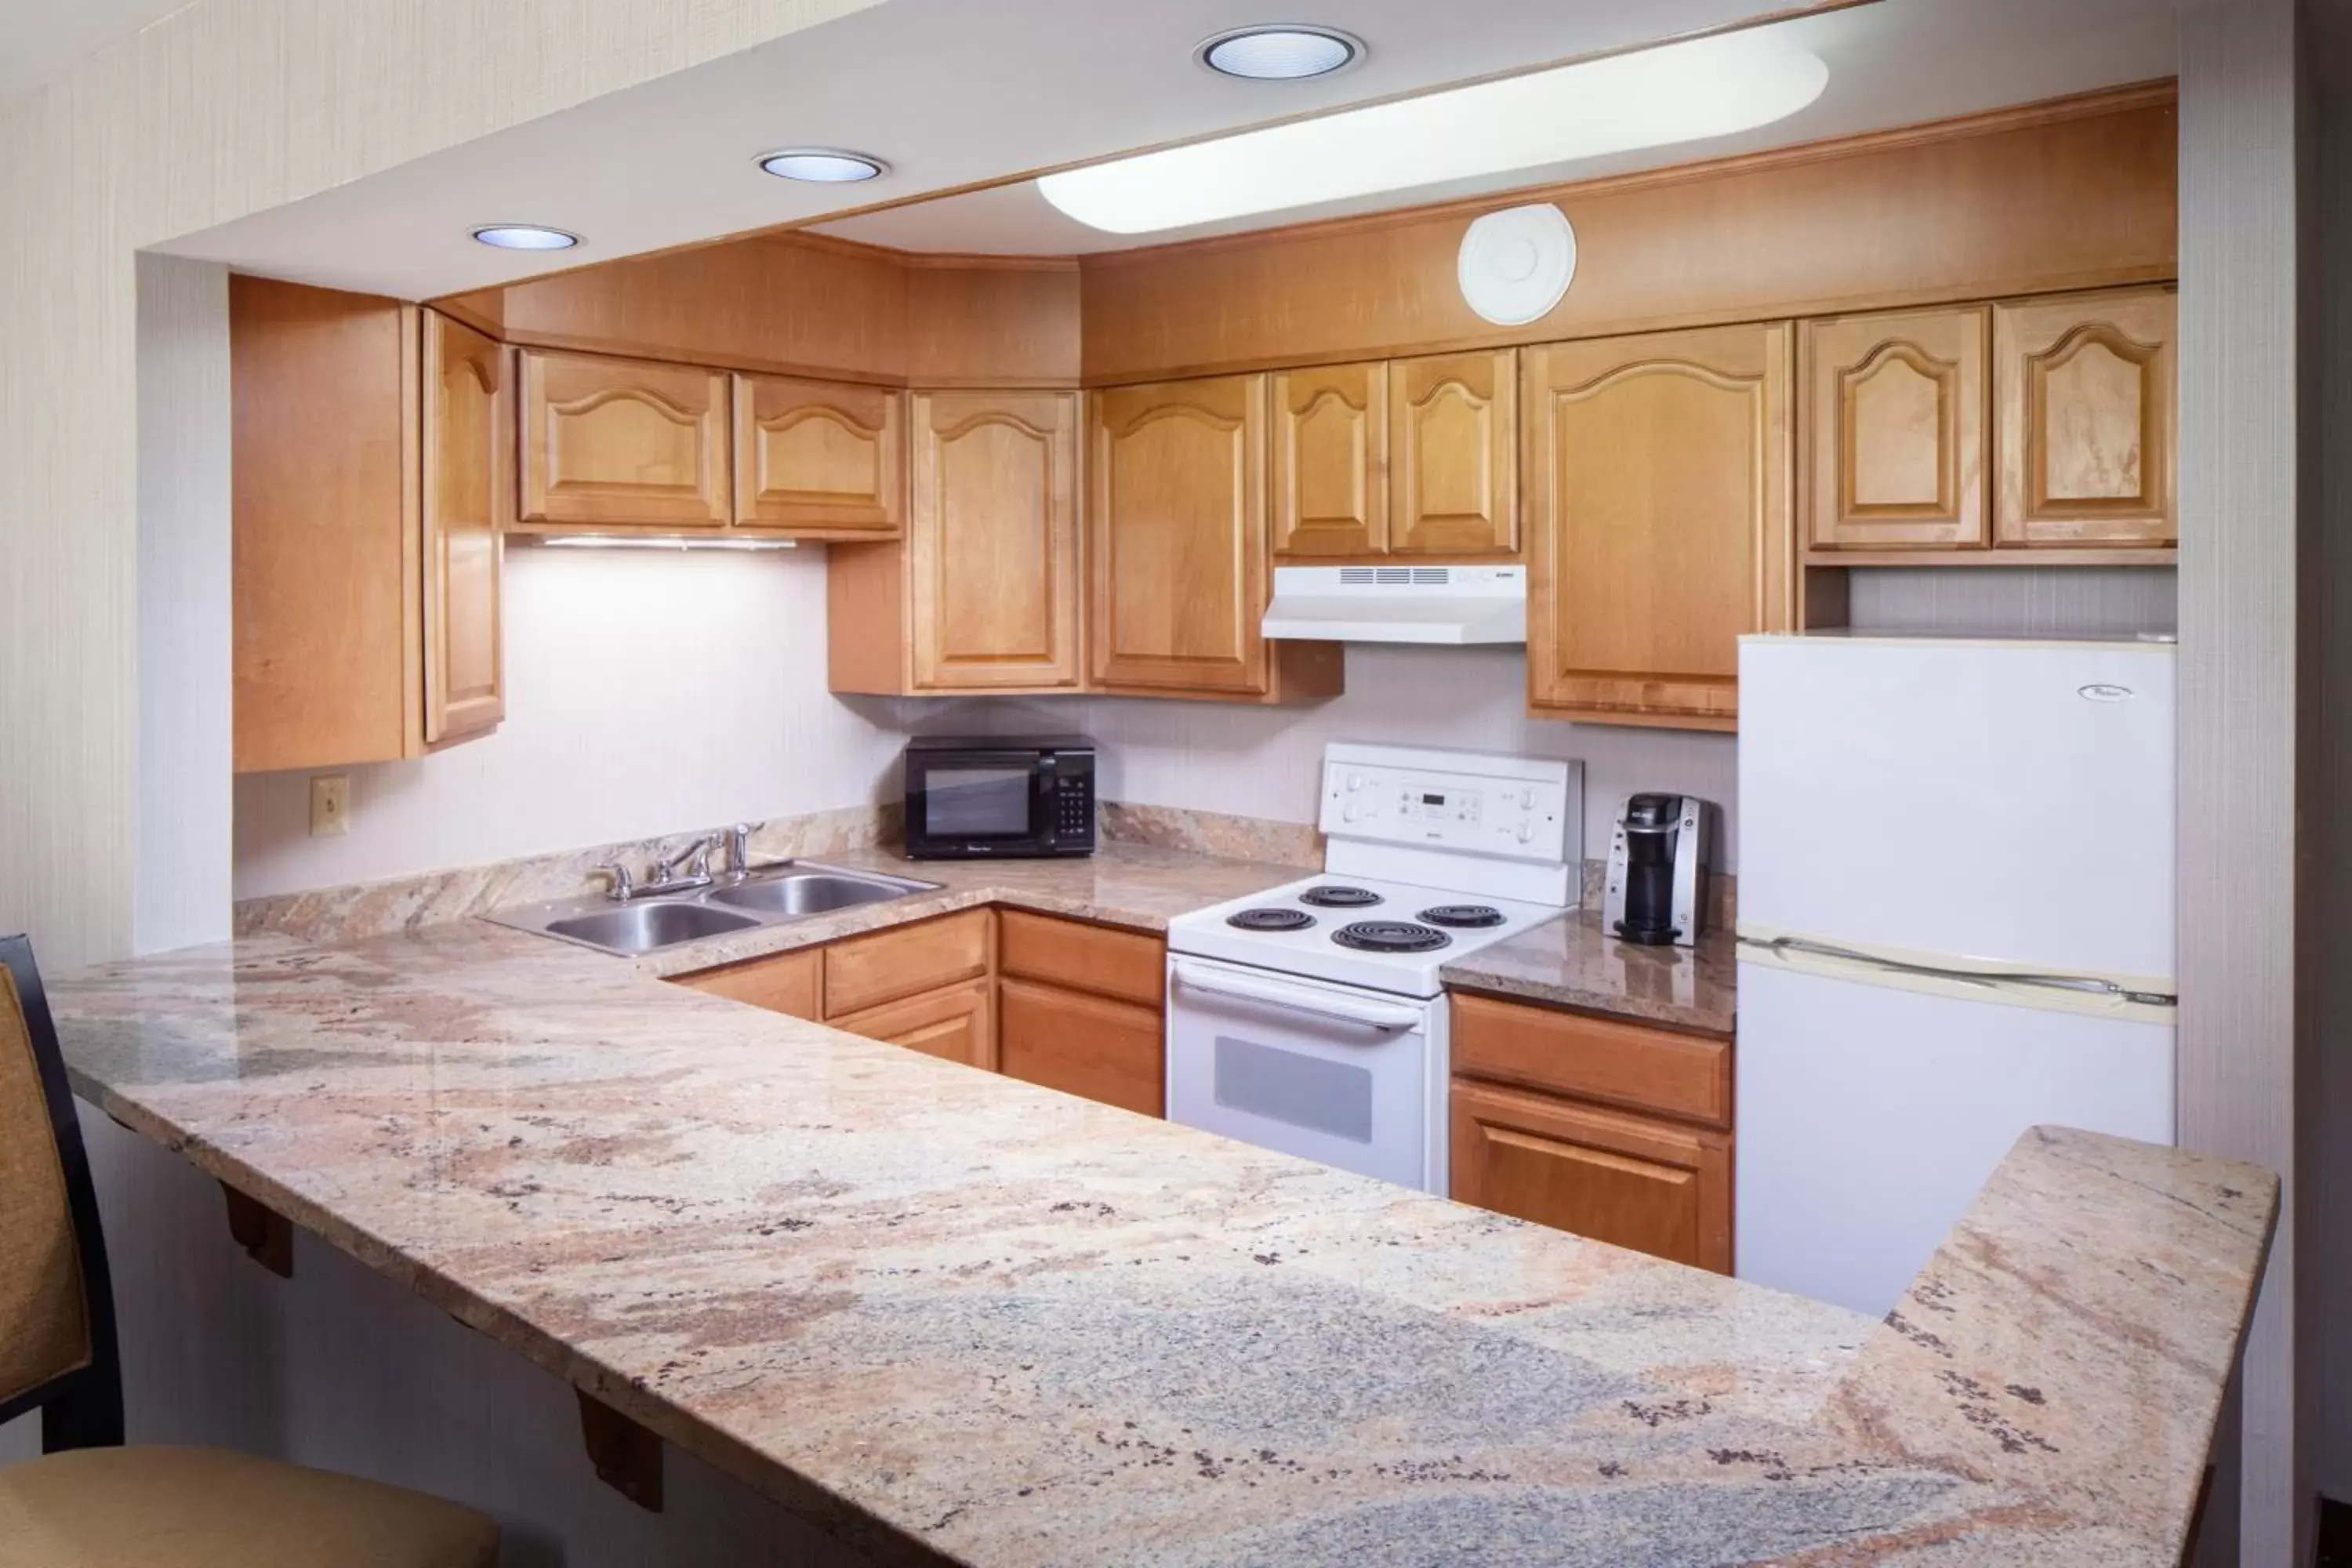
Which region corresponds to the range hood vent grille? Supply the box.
[1263,565,1526,645]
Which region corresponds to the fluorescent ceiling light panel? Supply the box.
[1039,29,1828,234]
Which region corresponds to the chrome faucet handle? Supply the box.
[651,836,716,885]
[593,863,635,902]
[726,822,759,877]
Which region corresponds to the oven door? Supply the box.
[903,750,1051,857]
[1164,955,1443,1193]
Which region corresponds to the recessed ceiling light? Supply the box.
[758,148,889,183]
[1197,24,1363,81]
[1043,27,1829,235]
[470,224,579,251]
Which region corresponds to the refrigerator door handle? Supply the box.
[1743,935,2177,1009]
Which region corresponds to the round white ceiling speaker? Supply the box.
[1457,204,1577,327]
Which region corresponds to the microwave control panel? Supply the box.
[1318,758,1572,862]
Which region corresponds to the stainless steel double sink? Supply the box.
[488,862,942,957]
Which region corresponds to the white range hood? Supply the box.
[1261,565,1526,645]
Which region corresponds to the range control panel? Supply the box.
[1317,752,1574,864]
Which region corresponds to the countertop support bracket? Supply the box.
[578,1389,663,1512]
[219,1181,292,1279]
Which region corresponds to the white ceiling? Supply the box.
[0,0,190,98]
[153,0,2178,299]
[818,0,2180,256]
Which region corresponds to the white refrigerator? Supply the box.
[1734,633,2176,1317]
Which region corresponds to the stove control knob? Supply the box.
[1515,822,1535,844]
[1347,772,1366,792]
[1344,803,1363,823]
[1515,787,1537,809]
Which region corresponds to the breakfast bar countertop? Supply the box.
[48,915,2274,1567]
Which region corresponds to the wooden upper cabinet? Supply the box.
[910,390,1081,690]
[1089,375,1272,695]
[517,348,728,530]
[1523,323,1794,731]
[1270,362,1388,558]
[732,373,904,534]
[1389,350,1517,555]
[1994,287,2177,548]
[420,311,507,746]
[1802,307,1987,551]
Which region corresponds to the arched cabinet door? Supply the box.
[1270,361,1387,559]
[420,310,507,746]
[732,373,905,535]
[1088,375,1272,695]
[1994,287,2177,548]
[909,390,1081,691]
[1802,307,1987,550]
[1389,349,1517,555]
[517,348,729,528]
[1523,321,1795,732]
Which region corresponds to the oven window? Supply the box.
[923,767,1033,837]
[1213,1036,1374,1144]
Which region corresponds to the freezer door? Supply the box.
[1738,636,2174,986]
[1735,956,2175,1318]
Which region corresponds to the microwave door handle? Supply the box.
[1171,961,1424,1033]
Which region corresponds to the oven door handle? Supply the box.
[1170,961,1425,1033]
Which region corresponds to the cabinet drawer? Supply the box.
[831,978,993,1069]
[997,911,1163,1007]
[1451,992,1730,1128]
[822,909,990,1018]
[1450,1079,1731,1273]
[1000,978,1163,1117]
[674,947,820,1019]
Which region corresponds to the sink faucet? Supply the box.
[593,862,636,902]
[725,822,759,880]
[642,836,717,897]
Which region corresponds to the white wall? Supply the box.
[234,546,916,898]
[134,253,233,954]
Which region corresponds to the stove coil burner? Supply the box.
[1333,920,1452,954]
[1418,904,1505,929]
[1227,907,1316,933]
[1298,885,1384,909]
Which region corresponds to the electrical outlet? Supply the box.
[310,774,350,837]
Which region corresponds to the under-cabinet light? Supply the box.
[470,224,580,251]
[1038,27,1828,234]
[533,536,800,552]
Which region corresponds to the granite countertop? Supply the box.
[50,920,2275,1566]
[1440,909,1737,1036]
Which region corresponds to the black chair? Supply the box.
[0,934,500,1568]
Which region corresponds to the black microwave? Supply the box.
[902,735,1096,859]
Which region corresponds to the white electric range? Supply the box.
[1164,743,1583,1194]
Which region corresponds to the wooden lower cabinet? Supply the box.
[1000,978,1163,1117]
[1450,1080,1732,1273]
[832,977,995,1069]
[676,947,820,1018]
[820,909,991,1018]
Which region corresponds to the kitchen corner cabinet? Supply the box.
[829,390,1083,695]
[1090,376,1345,703]
[1993,286,2177,548]
[1802,307,1988,551]
[1523,322,1795,732]
[231,278,506,772]
[516,347,729,531]
[1388,350,1517,555]
[1270,362,1388,557]
[1449,993,1733,1273]
[732,372,904,535]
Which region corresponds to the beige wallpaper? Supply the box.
[0,0,880,973]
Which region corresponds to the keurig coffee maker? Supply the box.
[1603,793,1709,947]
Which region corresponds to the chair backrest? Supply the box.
[0,935,122,1450]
